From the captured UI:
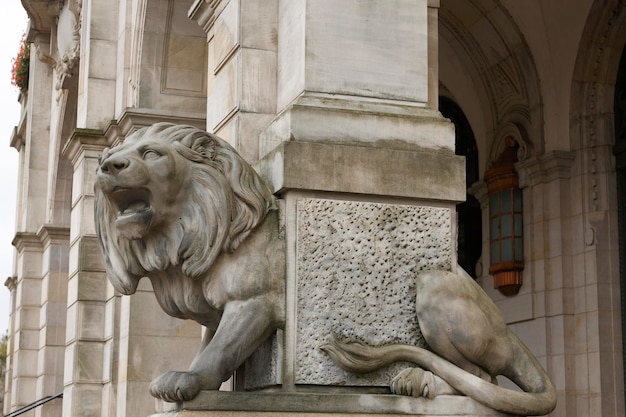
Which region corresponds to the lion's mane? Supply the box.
[95,123,276,294]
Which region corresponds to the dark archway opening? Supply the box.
[440,96,482,278]
[613,44,626,402]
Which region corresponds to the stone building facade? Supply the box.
[2,1,626,417]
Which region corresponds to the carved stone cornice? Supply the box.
[515,151,576,188]
[11,232,42,253]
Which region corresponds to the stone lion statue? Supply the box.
[95,122,555,415]
[95,122,285,402]
[321,268,557,416]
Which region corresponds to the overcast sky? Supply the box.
[0,4,29,335]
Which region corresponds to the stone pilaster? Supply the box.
[189,0,278,163]
[2,277,17,416]
[35,226,70,417]
[9,233,43,411]
[61,129,110,417]
[76,0,119,130]
[5,34,56,412]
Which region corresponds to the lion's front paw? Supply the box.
[149,371,201,402]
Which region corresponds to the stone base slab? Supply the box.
[151,392,515,417]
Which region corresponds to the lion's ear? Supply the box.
[184,136,217,161]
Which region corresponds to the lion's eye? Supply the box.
[142,150,160,159]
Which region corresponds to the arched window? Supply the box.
[439,97,482,278]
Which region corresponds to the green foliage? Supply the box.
[0,332,6,367]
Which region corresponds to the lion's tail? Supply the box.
[320,336,556,416]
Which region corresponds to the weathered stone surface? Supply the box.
[294,198,452,386]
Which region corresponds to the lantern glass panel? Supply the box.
[502,237,513,262]
[501,190,511,211]
[501,214,512,236]
[490,194,498,214]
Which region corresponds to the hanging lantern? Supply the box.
[484,137,524,296]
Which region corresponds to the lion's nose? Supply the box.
[100,156,130,175]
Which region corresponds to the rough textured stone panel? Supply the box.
[295,198,452,385]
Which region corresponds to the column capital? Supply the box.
[11,232,42,253]
[61,128,108,166]
[37,225,70,248]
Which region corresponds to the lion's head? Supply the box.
[95,122,276,295]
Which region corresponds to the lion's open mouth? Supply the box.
[110,188,152,218]
[108,188,154,239]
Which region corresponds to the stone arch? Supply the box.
[439,0,543,173]
[570,1,626,414]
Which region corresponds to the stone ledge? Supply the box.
[152,392,513,417]
[255,141,465,202]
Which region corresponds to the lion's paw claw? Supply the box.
[150,371,201,403]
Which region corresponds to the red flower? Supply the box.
[11,33,30,92]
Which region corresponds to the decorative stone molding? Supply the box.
[515,151,576,188]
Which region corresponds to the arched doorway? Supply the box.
[440,96,482,278]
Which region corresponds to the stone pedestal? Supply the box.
[150,392,514,417]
